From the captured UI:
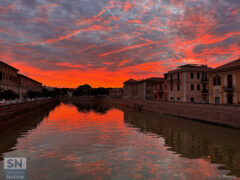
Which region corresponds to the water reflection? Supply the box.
[0,101,240,179]
[123,108,240,177]
[0,101,59,161]
[65,101,111,114]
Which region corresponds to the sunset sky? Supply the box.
[0,0,240,88]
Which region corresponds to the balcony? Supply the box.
[223,86,235,91]
[201,89,209,94]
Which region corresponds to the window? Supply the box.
[203,83,206,90]
[227,74,233,88]
[213,77,216,85]
[0,72,2,80]
[171,97,174,101]
[177,84,180,91]
[160,85,162,89]
[177,97,180,101]
[191,72,194,79]
[215,97,220,104]
[202,73,207,81]
[155,95,157,99]
[159,94,162,99]
[217,76,221,85]
[164,74,167,79]
[190,97,194,102]
[203,97,207,103]
[197,73,200,79]
[191,84,194,91]
[177,73,180,81]
[213,75,221,86]
[165,96,168,101]
[197,84,200,91]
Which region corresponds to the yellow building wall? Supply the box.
[209,69,240,104]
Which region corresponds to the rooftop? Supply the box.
[0,60,19,71]
[124,79,137,85]
[18,74,42,85]
[211,58,240,72]
[166,64,212,74]
[144,77,164,82]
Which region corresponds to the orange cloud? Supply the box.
[99,41,163,57]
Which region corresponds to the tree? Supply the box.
[74,84,92,96]
[26,90,41,98]
[0,90,19,100]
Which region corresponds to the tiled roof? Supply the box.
[18,74,42,85]
[212,59,240,72]
[166,64,212,74]
[145,77,164,82]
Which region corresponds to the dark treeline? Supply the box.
[0,84,111,100]
[0,88,69,100]
[73,84,111,97]
[28,87,69,98]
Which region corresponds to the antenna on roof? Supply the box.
[202,56,207,65]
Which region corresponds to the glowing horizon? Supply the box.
[0,0,239,88]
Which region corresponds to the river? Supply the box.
[0,100,240,179]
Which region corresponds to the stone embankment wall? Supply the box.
[0,98,59,124]
[59,96,240,128]
[104,98,240,129]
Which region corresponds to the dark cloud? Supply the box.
[0,0,239,84]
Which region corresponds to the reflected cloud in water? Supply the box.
[0,101,240,179]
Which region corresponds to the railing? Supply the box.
[201,89,209,94]
[223,86,235,91]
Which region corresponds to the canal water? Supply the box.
[0,101,240,179]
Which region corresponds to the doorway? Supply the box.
[227,94,233,104]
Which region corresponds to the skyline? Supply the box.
[0,0,240,88]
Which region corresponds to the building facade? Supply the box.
[109,88,123,98]
[123,78,163,100]
[123,79,137,99]
[0,61,19,93]
[152,79,167,101]
[164,64,212,103]
[209,59,240,104]
[0,60,42,98]
[18,74,42,97]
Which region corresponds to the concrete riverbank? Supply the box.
[0,98,59,126]
[60,97,240,129]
